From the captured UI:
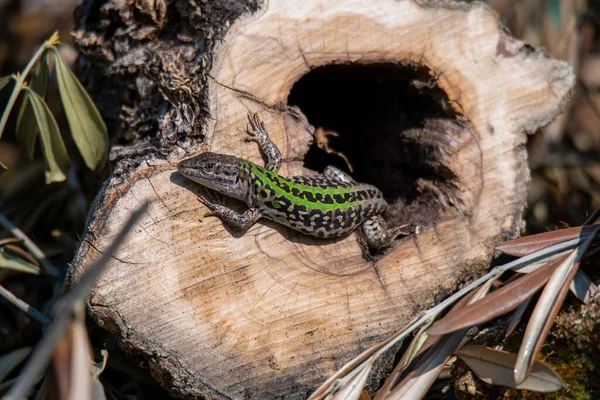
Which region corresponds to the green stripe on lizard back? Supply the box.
[241,158,387,238]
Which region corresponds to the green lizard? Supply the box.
[178,113,406,249]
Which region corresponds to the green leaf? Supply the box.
[16,53,49,159]
[26,90,70,182]
[0,75,12,92]
[53,49,108,170]
[0,246,40,274]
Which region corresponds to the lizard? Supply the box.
[177,113,407,249]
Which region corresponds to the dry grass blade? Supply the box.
[456,345,562,392]
[0,348,32,382]
[328,361,373,400]
[3,245,39,268]
[53,48,108,171]
[0,214,58,277]
[0,284,49,325]
[0,239,23,247]
[49,305,92,400]
[2,202,148,400]
[25,90,70,183]
[514,226,600,385]
[0,246,40,275]
[16,52,48,159]
[0,76,12,92]
[496,225,597,256]
[428,256,566,336]
[582,207,600,225]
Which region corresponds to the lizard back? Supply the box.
[241,159,388,238]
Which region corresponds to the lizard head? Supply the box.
[178,152,246,201]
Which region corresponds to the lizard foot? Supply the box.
[196,190,221,218]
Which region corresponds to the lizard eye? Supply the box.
[206,163,215,169]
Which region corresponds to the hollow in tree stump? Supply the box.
[67,0,574,398]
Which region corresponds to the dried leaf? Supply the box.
[505,298,531,337]
[53,48,108,170]
[16,52,48,159]
[0,76,12,92]
[315,127,354,172]
[399,290,480,370]
[26,90,70,183]
[373,325,432,400]
[308,315,420,400]
[570,270,598,304]
[0,246,40,274]
[381,285,491,400]
[496,225,597,256]
[329,361,373,400]
[515,227,599,384]
[0,238,23,247]
[4,244,40,268]
[428,256,566,336]
[0,214,58,277]
[387,330,464,400]
[456,345,562,392]
[0,347,32,382]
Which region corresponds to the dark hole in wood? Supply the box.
[288,63,456,210]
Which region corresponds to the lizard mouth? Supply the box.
[177,163,212,184]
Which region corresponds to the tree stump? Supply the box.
[67,0,575,398]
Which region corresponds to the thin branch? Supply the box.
[0,284,49,325]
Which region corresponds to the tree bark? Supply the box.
[67,0,575,398]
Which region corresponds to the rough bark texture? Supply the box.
[67,0,575,399]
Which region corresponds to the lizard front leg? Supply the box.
[198,193,262,231]
[362,215,409,249]
[246,113,282,173]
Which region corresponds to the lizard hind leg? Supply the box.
[362,215,409,249]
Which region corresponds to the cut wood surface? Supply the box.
[67,0,575,398]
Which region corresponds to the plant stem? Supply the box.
[0,39,55,141]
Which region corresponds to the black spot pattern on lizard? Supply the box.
[242,161,390,237]
[291,175,353,189]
